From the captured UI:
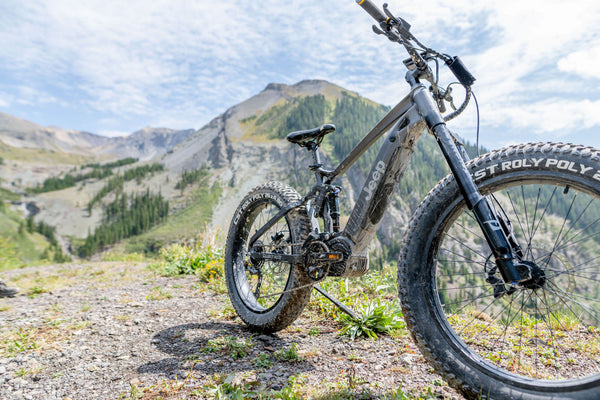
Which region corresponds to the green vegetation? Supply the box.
[79,190,169,257]
[240,114,257,124]
[125,181,222,254]
[273,343,302,362]
[30,168,113,193]
[0,187,20,202]
[152,240,223,281]
[120,163,164,183]
[339,299,405,340]
[84,157,138,170]
[329,92,390,171]
[175,165,209,193]
[0,190,68,268]
[87,178,124,213]
[275,94,328,138]
[27,158,163,216]
[87,163,165,212]
[0,236,24,270]
[25,216,70,263]
[202,335,254,359]
[251,101,296,138]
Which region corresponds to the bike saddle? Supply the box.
[286,124,336,147]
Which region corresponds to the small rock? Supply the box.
[400,354,416,367]
[256,334,272,343]
[10,377,27,388]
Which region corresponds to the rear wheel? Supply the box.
[400,143,600,399]
[225,182,312,332]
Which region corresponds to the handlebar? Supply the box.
[355,0,388,23]
[355,1,476,122]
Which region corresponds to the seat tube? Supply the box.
[412,85,522,284]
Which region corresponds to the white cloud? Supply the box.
[0,0,599,147]
[0,91,12,108]
[486,98,600,133]
[558,43,600,80]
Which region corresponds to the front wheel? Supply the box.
[399,143,600,399]
[225,182,312,333]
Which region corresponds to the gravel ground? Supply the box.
[0,262,462,399]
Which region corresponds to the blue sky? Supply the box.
[1,0,599,150]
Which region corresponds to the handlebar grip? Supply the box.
[355,0,388,23]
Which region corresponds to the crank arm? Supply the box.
[306,252,343,264]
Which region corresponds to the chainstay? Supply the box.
[246,241,315,299]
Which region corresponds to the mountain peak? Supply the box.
[262,79,336,93]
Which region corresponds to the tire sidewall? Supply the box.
[225,183,311,332]
[400,144,600,399]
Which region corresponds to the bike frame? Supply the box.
[250,67,525,285]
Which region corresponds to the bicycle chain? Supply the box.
[245,241,317,299]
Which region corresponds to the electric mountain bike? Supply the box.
[225,1,600,398]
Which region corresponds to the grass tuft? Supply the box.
[339,299,406,340]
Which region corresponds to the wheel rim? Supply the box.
[434,176,600,382]
[232,198,295,313]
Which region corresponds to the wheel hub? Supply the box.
[518,260,546,290]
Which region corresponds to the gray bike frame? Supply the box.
[321,83,426,258]
[251,67,524,285]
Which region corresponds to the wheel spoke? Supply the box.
[435,177,600,382]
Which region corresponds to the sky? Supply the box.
[1,0,599,150]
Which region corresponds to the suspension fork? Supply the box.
[411,82,525,285]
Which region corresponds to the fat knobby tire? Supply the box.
[225,182,312,333]
[399,143,600,399]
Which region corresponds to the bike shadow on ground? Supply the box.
[137,321,314,382]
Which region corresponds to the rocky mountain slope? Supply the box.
[0,79,455,262]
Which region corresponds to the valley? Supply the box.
[0,79,455,267]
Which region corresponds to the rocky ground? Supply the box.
[0,262,462,399]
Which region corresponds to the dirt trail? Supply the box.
[0,262,461,399]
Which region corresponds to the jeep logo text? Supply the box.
[364,161,386,201]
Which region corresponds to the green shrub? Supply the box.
[155,242,223,281]
[0,236,25,270]
[202,336,253,359]
[273,343,302,362]
[339,299,406,340]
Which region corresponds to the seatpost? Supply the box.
[307,142,324,183]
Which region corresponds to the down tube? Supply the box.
[343,107,426,256]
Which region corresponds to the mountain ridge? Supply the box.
[0,79,450,264]
[0,111,195,161]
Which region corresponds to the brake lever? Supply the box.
[372,25,385,35]
[383,3,412,37]
[444,86,457,111]
[383,3,396,22]
[429,85,446,113]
